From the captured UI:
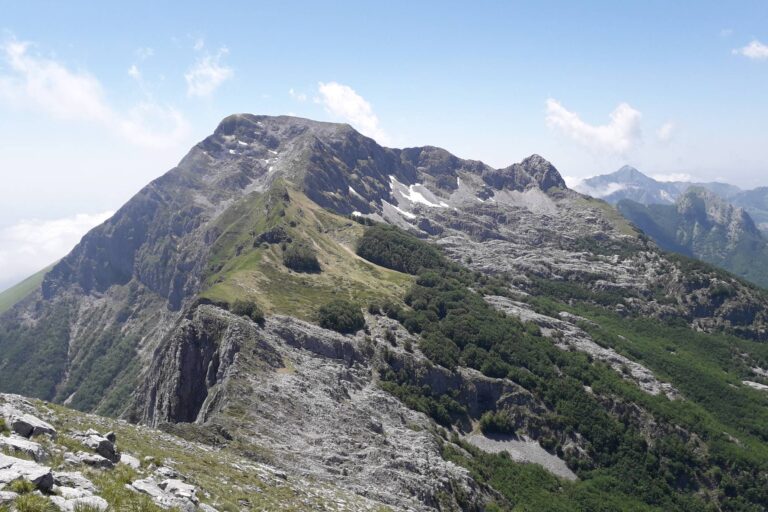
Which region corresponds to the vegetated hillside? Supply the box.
[3,115,768,510]
[0,264,54,315]
[618,187,768,288]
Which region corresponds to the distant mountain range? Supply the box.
[575,166,768,232]
[575,167,768,289]
[618,188,768,288]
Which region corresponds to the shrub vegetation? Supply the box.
[318,299,365,334]
[282,242,321,273]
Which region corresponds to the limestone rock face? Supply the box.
[131,307,490,510]
[1,401,57,439]
[0,453,54,491]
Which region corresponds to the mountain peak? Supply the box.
[612,165,655,183]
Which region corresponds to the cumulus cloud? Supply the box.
[545,99,642,155]
[317,81,389,144]
[185,48,233,97]
[651,173,694,182]
[0,211,113,291]
[0,39,190,148]
[733,40,768,60]
[657,121,675,143]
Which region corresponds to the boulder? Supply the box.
[0,435,47,462]
[129,477,197,512]
[0,490,19,505]
[64,451,114,469]
[53,471,97,494]
[73,430,120,463]
[0,404,57,439]
[120,453,141,469]
[50,495,109,512]
[0,453,54,491]
[159,478,198,503]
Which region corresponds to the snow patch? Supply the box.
[388,175,449,208]
[348,186,365,199]
[237,140,248,146]
[351,211,362,217]
[228,149,237,155]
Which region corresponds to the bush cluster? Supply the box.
[356,224,446,274]
[229,299,265,326]
[317,299,365,334]
[282,242,321,273]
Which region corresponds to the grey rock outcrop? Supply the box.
[0,435,47,462]
[0,402,57,439]
[0,453,54,491]
[132,307,489,511]
[71,429,121,463]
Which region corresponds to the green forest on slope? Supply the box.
[353,223,768,512]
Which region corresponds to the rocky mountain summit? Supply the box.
[3,115,768,510]
[619,187,768,288]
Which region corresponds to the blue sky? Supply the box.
[0,0,767,289]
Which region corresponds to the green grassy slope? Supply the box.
[200,182,413,320]
[0,263,54,314]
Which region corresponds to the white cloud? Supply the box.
[289,88,307,102]
[573,182,628,198]
[185,48,233,97]
[545,99,642,155]
[733,40,768,60]
[317,81,389,144]
[562,175,583,188]
[0,211,113,290]
[128,64,141,80]
[657,121,675,143]
[651,173,694,182]
[0,39,190,148]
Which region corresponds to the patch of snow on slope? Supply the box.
[348,186,365,199]
[388,176,448,208]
